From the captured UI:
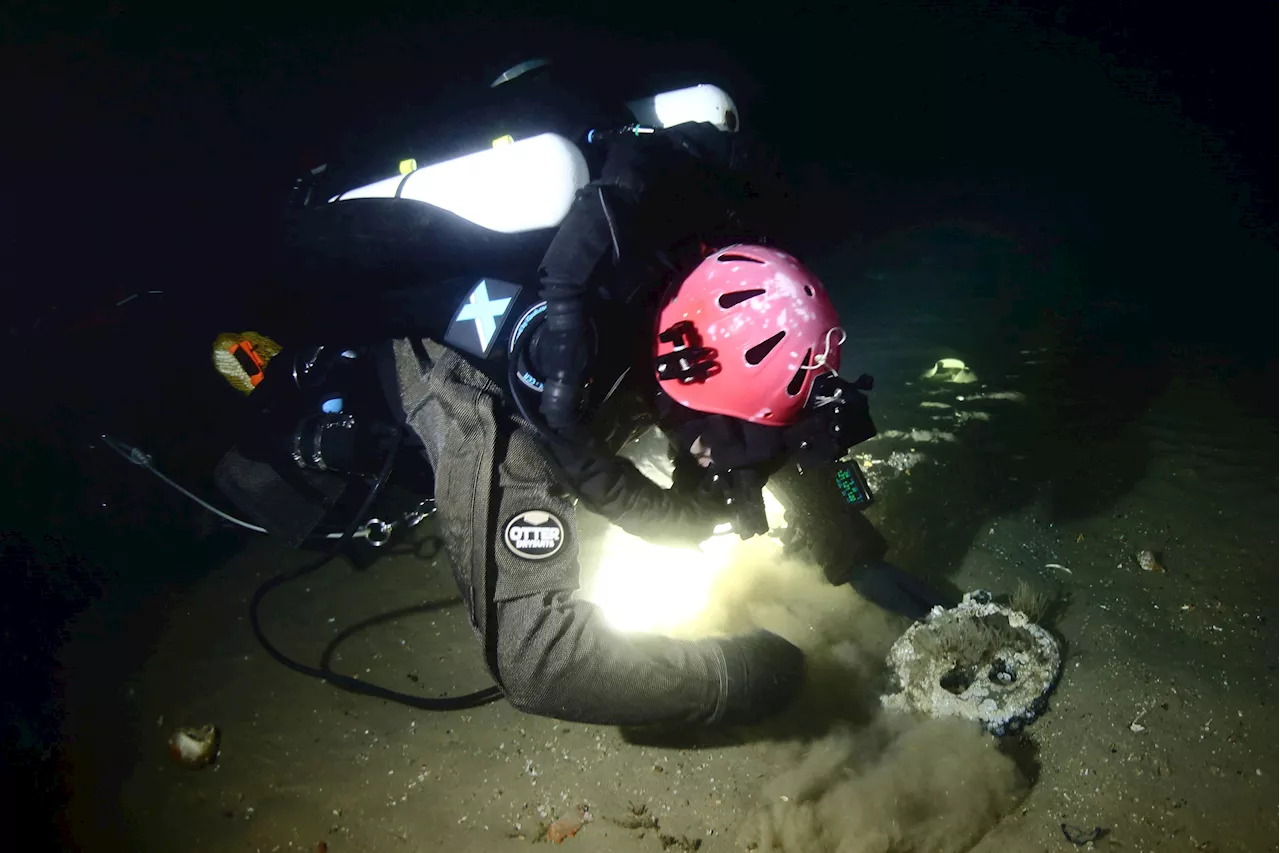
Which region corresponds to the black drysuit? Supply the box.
[357,133,803,723]
[257,121,939,724]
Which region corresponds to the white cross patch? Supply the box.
[454,280,512,354]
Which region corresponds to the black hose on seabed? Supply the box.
[100,427,503,711]
[248,426,504,710]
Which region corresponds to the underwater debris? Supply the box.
[960,391,1027,402]
[881,451,927,472]
[1137,550,1164,573]
[544,806,589,843]
[167,724,220,769]
[911,612,1025,669]
[607,802,660,831]
[1061,824,1107,845]
[879,428,958,444]
[1009,580,1050,624]
[1129,705,1153,733]
[922,357,978,384]
[882,593,1062,735]
[658,833,702,852]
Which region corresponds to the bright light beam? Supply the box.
[580,488,788,634]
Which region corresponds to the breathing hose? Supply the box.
[98,430,503,710]
[248,426,504,710]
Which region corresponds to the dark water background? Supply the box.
[1,1,1274,845]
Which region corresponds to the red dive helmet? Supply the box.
[654,244,845,426]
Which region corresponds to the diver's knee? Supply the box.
[493,625,569,719]
[498,672,562,718]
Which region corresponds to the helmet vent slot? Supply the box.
[745,331,785,366]
[717,253,766,264]
[718,288,766,309]
[786,350,813,396]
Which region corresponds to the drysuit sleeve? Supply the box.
[536,123,758,432]
[538,434,731,548]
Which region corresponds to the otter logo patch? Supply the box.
[504,510,565,560]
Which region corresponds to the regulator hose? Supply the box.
[248,426,504,710]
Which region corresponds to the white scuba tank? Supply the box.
[328,83,739,235]
[330,133,590,234]
[625,83,738,133]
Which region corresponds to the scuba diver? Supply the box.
[216,61,949,726]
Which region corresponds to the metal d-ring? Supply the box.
[363,518,393,547]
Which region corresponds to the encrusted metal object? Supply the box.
[881,591,1062,735]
